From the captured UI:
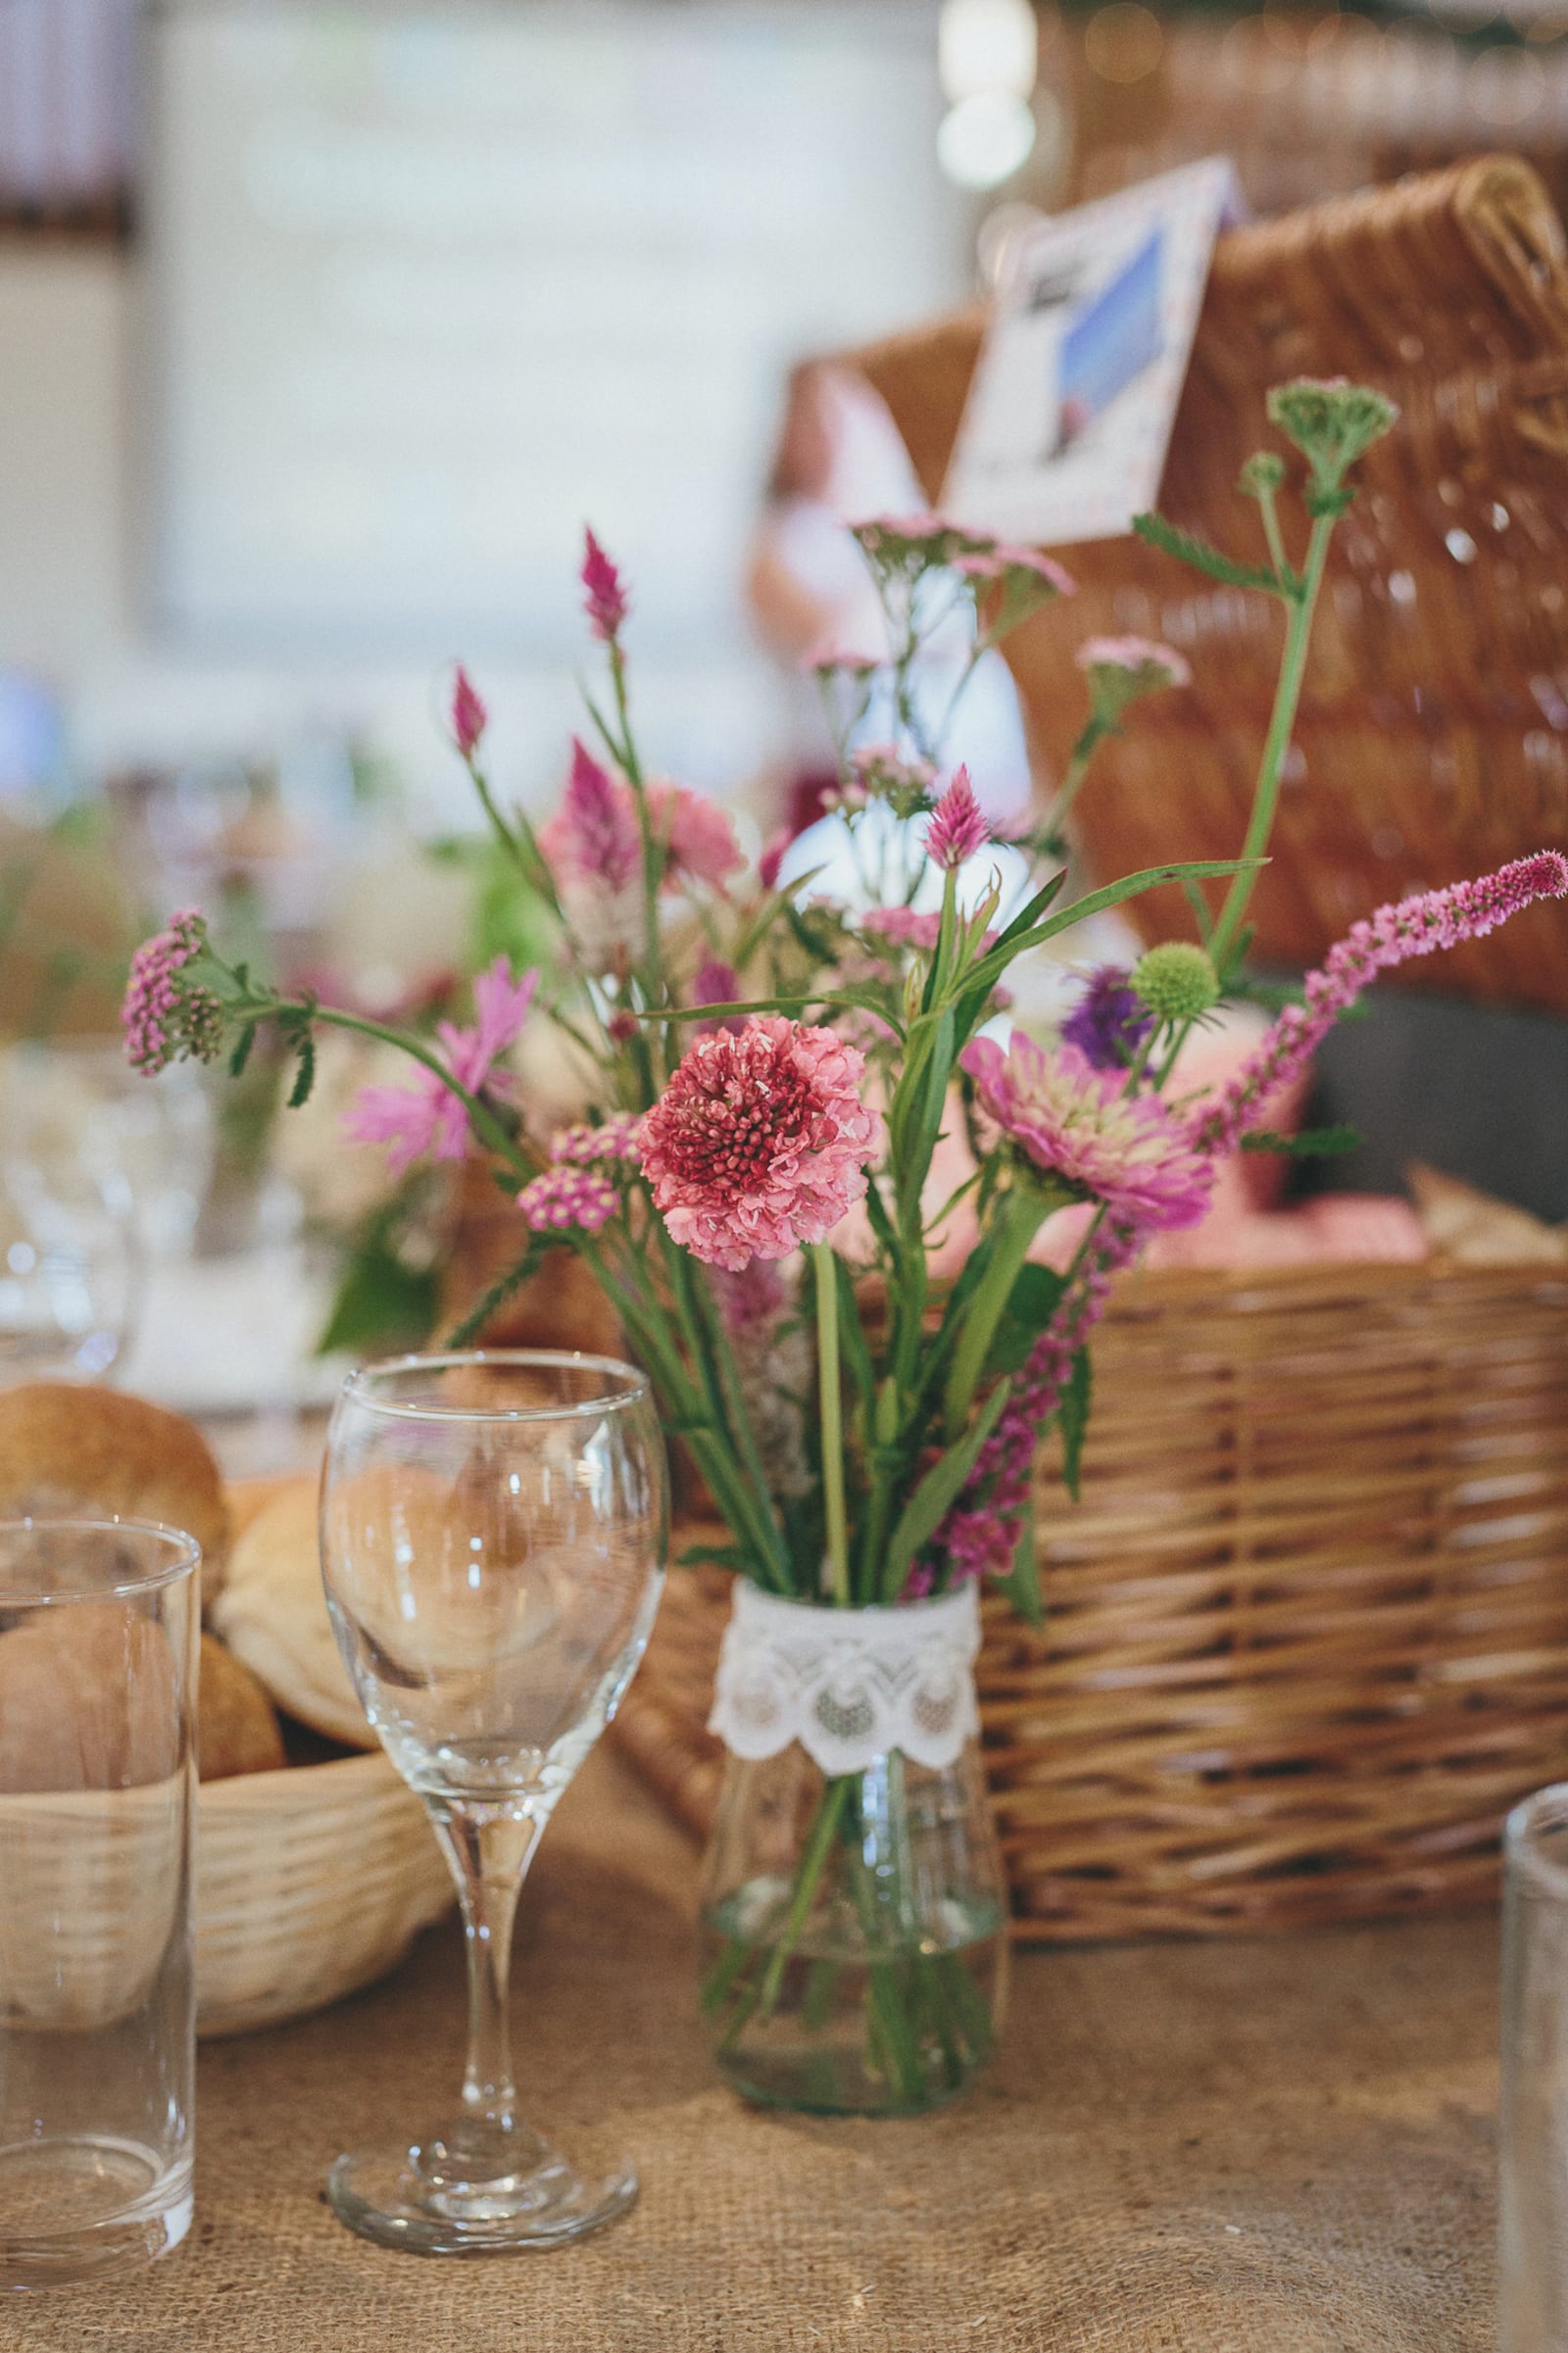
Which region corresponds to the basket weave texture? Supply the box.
[613,1254,1568,1940]
[851,155,1568,1013]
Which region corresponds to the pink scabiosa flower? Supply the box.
[343,956,537,1178]
[581,527,628,643]
[961,1033,1212,1231]
[925,765,991,871]
[517,1163,619,1235]
[1193,853,1568,1158]
[638,1017,879,1271]
[450,664,488,760]
[122,909,224,1074]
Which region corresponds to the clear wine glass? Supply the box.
[318,1349,666,2256]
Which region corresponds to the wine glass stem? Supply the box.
[429,1799,541,2133]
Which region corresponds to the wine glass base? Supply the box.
[325,2129,638,2258]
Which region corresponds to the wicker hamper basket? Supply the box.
[613,1255,1568,1939]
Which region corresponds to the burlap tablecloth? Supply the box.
[10,1748,1498,2353]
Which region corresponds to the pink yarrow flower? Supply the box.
[550,1114,644,1165]
[925,765,991,871]
[581,527,628,643]
[450,664,488,760]
[1075,636,1191,688]
[961,1033,1213,1231]
[956,545,1076,596]
[122,908,223,1074]
[343,956,537,1178]
[638,1016,879,1272]
[517,1163,619,1235]
[1193,853,1568,1158]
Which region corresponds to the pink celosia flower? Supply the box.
[344,956,537,1178]
[961,1033,1212,1231]
[450,664,488,760]
[1075,636,1191,688]
[517,1163,619,1235]
[638,1017,878,1271]
[538,739,642,895]
[925,765,991,871]
[926,1213,1145,1586]
[551,1113,644,1165]
[956,545,1076,596]
[581,527,628,643]
[649,780,744,891]
[122,909,223,1074]
[1193,854,1568,1158]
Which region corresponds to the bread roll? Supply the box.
[0,1606,179,1792]
[0,1384,229,1610]
[212,1478,374,1748]
[197,1633,284,1781]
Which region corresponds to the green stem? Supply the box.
[1039,712,1105,842]
[942,1182,1051,1440]
[814,1245,850,1605]
[1207,509,1335,971]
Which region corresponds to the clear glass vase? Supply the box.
[698,1730,1009,2117]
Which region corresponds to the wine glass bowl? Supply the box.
[318,1351,666,2256]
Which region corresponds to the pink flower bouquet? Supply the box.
[123,378,1568,2114]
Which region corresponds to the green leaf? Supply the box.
[984,1261,1069,1378]
[286,1031,317,1109]
[679,1544,747,1572]
[882,1377,1011,1596]
[1180,876,1213,943]
[317,1245,439,1359]
[1132,511,1288,597]
[994,1501,1043,1629]
[1240,1123,1361,1158]
[1058,1348,1092,1503]
[227,1022,258,1079]
[960,858,1262,1005]
[834,1254,876,1430]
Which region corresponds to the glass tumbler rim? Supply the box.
[0,1515,201,1607]
[339,1347,653,1425]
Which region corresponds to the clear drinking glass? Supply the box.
[1500,1782,1568,2350]
[319,1350,666,2256]
[0,1519,199,2289]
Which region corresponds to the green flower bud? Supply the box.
[1130,942,1220,1025]
[1264,378,1398,488]
[1238,451,1286,501]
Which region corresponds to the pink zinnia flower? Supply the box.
[925,765,991,871]
[1194,853,1568,1158]
[122,908,223,1074]
[961,1033,1212,1232]
[581,527,628,643]
[517,1163,619,1235]
[638,1017,878,1271]
[343,956,537,1178]
[450,664,487,760]
[1075,635,1191,688]
[649,780,744,891]
[538,739,642,894]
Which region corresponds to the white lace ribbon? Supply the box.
[708,1582,981,1777]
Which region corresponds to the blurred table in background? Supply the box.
[4,1745,1499,2353]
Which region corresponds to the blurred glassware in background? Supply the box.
[1500,1784,1568,2352]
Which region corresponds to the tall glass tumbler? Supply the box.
[0,1520,199,2289]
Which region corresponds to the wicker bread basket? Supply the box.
[613,1253,1568,1940]
[192,1481,450,2035]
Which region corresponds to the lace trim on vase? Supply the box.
[708,1581,981,1776]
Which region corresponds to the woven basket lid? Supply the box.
[849,156,1568,1015]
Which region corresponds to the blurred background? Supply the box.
[4,0,1566,1447]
